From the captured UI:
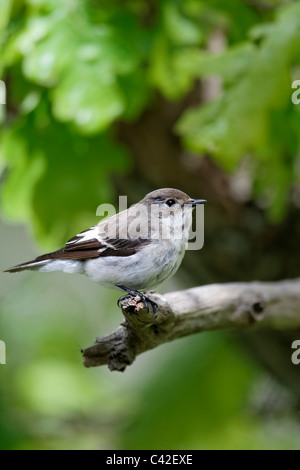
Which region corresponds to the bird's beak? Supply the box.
[186,199,207,207]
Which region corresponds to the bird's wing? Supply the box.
[5,207,152,272]
[60,225,150,260]
[4,226,150,272]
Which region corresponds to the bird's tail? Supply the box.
[4,259,49,273]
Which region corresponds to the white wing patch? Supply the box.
[65,227,116,252]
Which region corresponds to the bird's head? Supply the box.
[140,188,206,216]
[131,188,207,241]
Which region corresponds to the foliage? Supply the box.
[0,1,300,245]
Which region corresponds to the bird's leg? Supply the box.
[116,285,158,316]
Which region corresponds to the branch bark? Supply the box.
[82,278,300,372]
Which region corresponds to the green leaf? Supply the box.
[9,5,143,132]
[0,0,13,33]
[51,63,125,134]
[149,0,204,99]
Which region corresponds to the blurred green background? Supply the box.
[1,0,300,450]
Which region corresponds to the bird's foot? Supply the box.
[117,294,132,308]
[116,285,158,317]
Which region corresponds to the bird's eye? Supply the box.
[166,199,176,207]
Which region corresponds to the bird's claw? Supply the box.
[117,294,131,308]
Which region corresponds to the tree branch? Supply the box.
[82,279,300,372]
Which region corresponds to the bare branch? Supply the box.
[82,279,300,372]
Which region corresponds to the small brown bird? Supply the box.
[5,188,206,311]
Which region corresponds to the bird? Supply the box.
[5,188,206,313]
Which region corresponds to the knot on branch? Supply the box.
[233,295,266,327]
